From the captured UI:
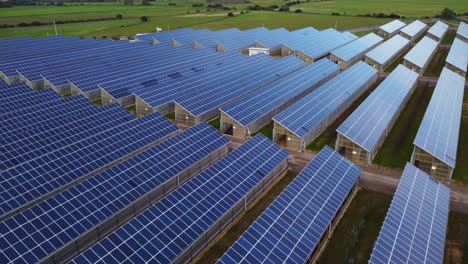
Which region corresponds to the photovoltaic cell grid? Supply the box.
[427,21,449,40]
[369,163,450,264]
[0,123,227,264]
[366,35,410,65]
[72,134,288,263]
[220,58,340,126]
[175,55,305,117]
[457,21,468,39]
[337,65,418,153]
[0,113,177,219]
[446,38,468,73]
[0,104,134,171]
[403,36,439,68]
[330,33,383,63]
[400,20,427,38]
[273,61,377,138]
[218,146,361,263]
[379,20,406,34]
[413,67,465,169]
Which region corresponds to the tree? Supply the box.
[440,8,456,19]
[295,9,302,13]
[227,12,234,17]
[140,16,149,22]
[116,14,123,19]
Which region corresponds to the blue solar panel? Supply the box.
[219,146,361,263]
[0,123,227,264]
[72,134,288,263]
[0,113,177,219]
[0,103,134,170]
[413,67,465,171]
[220,58,340,129]
[369,163,450,264]
[337,65,418,156]
[273,62,378,139]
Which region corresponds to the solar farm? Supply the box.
[0,18,467,264]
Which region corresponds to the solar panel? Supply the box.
[366,35,410,65]
[337,65,418,157]
[218,146,361,263]
[457,21,468,39]
[220,58,340,131]
[0,123,228,264]
[427,21,449,40]
[273,61,377,139]
[0,113,178,219]
[400,20,427,39]
[71,134,288,263]
[379,20,406,34]
[403,36,439,68]
[413,67,465,170]
[330,33,383,64]
[369,163,450,264]
[445,38,468,74]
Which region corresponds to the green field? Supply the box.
[373,84,434,168]
[423,47,449,77]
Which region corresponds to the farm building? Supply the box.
[378,20,406,39]
[445,38,468,77]
[219,59,340,139]
[427,21,449,42]
[457,21,468,42]
[329,33,383,69]
[365,34,411,72]
[411,67,465,181]
[219,146,361,264]
[399,20,427,41]
[174,56,305,126]
[403,36,439,75]
[369,163,450,264]
[272,62,377,152]
[336,65,418,165]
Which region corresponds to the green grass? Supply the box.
[316,189,392,264]
[444,211,468,264]
[252,121,273,140]
[353,29,378,37]
[384,54,404,73]
[196,171,298,264]
[307,87,376,151]
[441,29,457,45]
[423,47,449,77]
[453,113,468,183]
[125,104,136,114]
[164,111,175,121]
[208,117,220,130]
[92,98,103,106]
[290,0,467,17]
[373,84,435,168]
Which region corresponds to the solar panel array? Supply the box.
[330,33,383,64]
[403,36,439,68]
[413,67,465,169]
[446,38,468,74]
[427,21,449,41]
[366,35,410,65]
[0,123,228,264]
[174,55,305,120]
[400,20,427,39]
[220,58,340,130]
[0,113,177,219]
[379,20,406,34]
[218,146,361,263]
[457,21,468,39]
[369,163,450,264]
[273,62,377,139]
[72,134,288,263]
[337,65,418,155]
